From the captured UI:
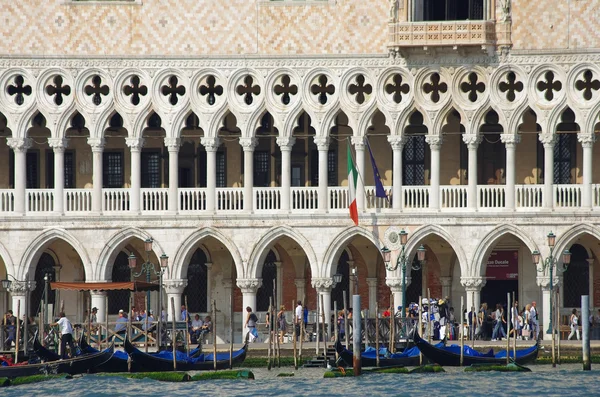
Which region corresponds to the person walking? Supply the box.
[51,312,75,359]
[568,308,580,340]
[491,303,506,341]
[295,301,303,342]
[244,306,259,343]
[510,301,521,339]
[277,305,287,343]
[529,301,538,340]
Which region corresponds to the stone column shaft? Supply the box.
[240,138,258,212]
[426,136,442,210]
[463,135,482,211]
[388,136,404,210]
[351,137,366,212]
[277,137,295,211]
[7,138,32,215]
[540,135,555,210]
[501,134,520,210]
[579,135,595,209]
[315,138,330,212]
[126,137,144,214]
[201,137,221,213]
[165,138,181,214]
[88,138,105,213]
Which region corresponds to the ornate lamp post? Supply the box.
[1,275,33,352]
[381,229,426,335]
[531,231,571,335]
[128,238,169,347]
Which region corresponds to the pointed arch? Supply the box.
[434,103,468,134]
[209,106,235,139]
[508,102,536,134]
[16,106,43,138]
[310,102,342,137]
[95,226,164,281]
[170,107,204,139]
[354,101,381,136]
[56,108,84,139]
[85,105,119,140]
[585,99,600,134]
[246,225,318,279]
[0,239,15,279]
[472,104,508,133]
[547,104,579,134]
[554,223,600,259]
[321,226,381,279]
[399,105,432,138]
[403,224,468,277]
[282,106,310,138]
[171,227,243,280]
[19,227,92,281]
[471,224,539,277]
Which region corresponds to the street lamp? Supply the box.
[128,238,169,347]
[1,275,33,352]
[381,229,426,336]
[531,231,571,335]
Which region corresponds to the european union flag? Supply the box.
[366,138,387,199]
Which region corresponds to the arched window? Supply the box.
[256,251,277,312]
[563,244,589,308]
[30,253,56,316]
[183,249,208,313]
[108,252,130,315]
[331,251,350,311]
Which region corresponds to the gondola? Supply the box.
[334,340,431,367]
[78,335,203,373]
[413,331,539,366]
[32,337,62,362]
[0,344,113,378]
[124,337,248,371]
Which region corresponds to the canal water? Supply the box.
[3,365,598,397]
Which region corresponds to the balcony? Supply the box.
[0,184,595,216]
[389,20,496,54]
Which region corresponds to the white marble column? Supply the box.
[501,134,520,211]
[386,277,403,313]
[277,136,295,212]
[165,138,181,214]
[201,137,221,213]
[90,290,107,324]
[205,262,213,306]
[366,277,378,313]
[463,134,482,211]
[10,290,26,320]
[240,138,258,212]
[164,279,187,322]
[237,278,261,340]
[88,138,105,214]
[294,279,306,303]
[540,134,555,210]
[314,137,330,213]
[7,138,32,215]
[426,135,442,210]
[351,136,366,212]
[387,136,405,210]
[312,278,334,334]
[48,138,68,215]
[126,137,144,214]
[460,277,486,313]
[579,134,595,209]
[440,276,452,300]
[537,276,558,341]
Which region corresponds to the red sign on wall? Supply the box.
[486,250,519,280]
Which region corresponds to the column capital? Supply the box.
[294,278,305,289]
[276,136,296,150]
[539,133,555,148]
[578,133,596,148]
[48,138,69,152]
[125,137,145,151]
[425,134,443,150]
[386,277,403,292]
[164,137,181,151]
[439,276,452,287]
[536,276,559,289]
[314,137,330,150]
[387,135,406,150]
[462,134,482,149]
[163,279,187,294]
[351,135,365,149]
[460,277,486,291]
[366,277,378,288]
[89,290,107,297]
[236,278,262,293]
[311,277,334,292]
[239,137,258,151]
[205,262,213,270]
[87,137,105,152]
[7,137,32,152]
[500,133,521,147]
[6,280,35,294]
[201,137,221,152]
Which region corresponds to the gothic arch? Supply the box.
[434,103,468,133]
[553,223,600,260]
[547,104,581,134]
[0,239,15,278]
[246,225,318,279]
[472,104,508,133]
[171,227,243,280]
[19,227,92,281]
[403,224,469,277]
[471,224,539,277]
[399,105,433,138]
[95,226,164,281]
[321,226,381,279]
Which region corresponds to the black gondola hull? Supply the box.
[413,332,539,366]
[124,338,248,372]
[335,340,423,367]
[0,345,113,378]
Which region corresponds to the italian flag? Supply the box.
[347,144,359,226]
